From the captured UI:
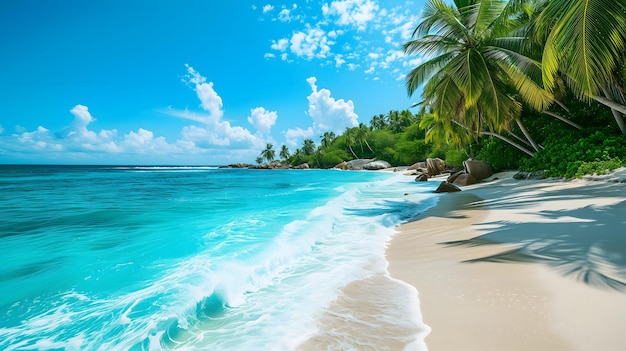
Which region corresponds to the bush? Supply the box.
[475,136,529,171]
[520,130,626,178]
[444,149,467,167]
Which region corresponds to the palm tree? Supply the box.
[536,0,626,133]
[302,139,316,155]
[320,132,336,149]
[293,148,304,164]
[370,114,387,130]
[260,143,275,163]
[344,127,359,159]
[354,123,374,154]
[279,145,291,160]
[404,0,553,155]
[255,156,264,165]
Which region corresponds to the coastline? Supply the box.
[387,170,626,350]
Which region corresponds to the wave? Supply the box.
[0,171,439,350]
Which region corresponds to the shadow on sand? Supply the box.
[439,181,626,292]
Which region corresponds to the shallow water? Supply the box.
[0,165,438,350]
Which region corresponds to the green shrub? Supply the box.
[444,149,467,167]
[520,130,626,178]
[475,136,528,171]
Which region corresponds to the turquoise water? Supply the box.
[0,165,439,350]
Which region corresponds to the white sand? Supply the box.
[387,170,626,350]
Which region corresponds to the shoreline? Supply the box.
[387,170,626,350]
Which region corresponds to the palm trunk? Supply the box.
[598,87,626,134]
[481,131,535,157]
[348,145,358,159]
[364,139,374,153]
[515,118,540,152]
[509,131,533,148]
[542,111,583,130]
[450,120,535,156]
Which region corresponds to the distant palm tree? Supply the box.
[320,132,336,149]
[370,114,387,130]
[302,139,316,156]
[255,156,264,165]
[343,127,359,159]
[354,123,374,154]
[279,145,291,160]
[293,148,304,164]
[260,143,275,163]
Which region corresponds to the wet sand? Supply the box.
[388,170,626,350]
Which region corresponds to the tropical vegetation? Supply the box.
[255,0,626,178]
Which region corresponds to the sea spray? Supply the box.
[0,165,438,350]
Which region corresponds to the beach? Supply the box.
[387,170,626,350]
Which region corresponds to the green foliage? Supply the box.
[476,137,528,171]
[520,130,626,178]
[394,140,430,165]
[318,150,348,168]
[444,149,467,167]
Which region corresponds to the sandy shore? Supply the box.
[387,169,626,350]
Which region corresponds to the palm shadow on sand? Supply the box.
[440,181,626,292]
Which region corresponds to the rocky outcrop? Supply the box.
[414,171,428,182]
[435,181,461,193]
[293,163,310,169]
[463,160,494,180]
[334,162,349,170]
[513,170,546,180]
[363,160,392,170]
[408,161,427,171]
[220,163,254,169]
[452,173,477,186]
[426,158,446,176]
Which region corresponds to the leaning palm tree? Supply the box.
[404,0,553,155]
[354,123,374,154]
[279,145,291,161]
[536,0,626,133]
[260,143,275,163]
[343,127,359,159]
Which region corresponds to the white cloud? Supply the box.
[264,53,276,59]
[322,0,379,31]
[306,77,358,134]
[334,54,346,67]
[289,27,331,59]
[404,57,423,67]
[263,4,274,13]
[247,107,278,134]
[278,8,291,22]
[271,38,289,51]
[284,127,314,148]
[183,64,223,122]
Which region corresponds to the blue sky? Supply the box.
[0,0,425,165]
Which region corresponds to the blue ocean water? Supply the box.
[0,165,439,350]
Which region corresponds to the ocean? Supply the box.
[0,165,439,350]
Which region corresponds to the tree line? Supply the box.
[259,0,626,177]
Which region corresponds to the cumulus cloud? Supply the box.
[183,64,223,122]
[271,38,289,51]
[322,0,379,31]
[284,127,314,148]
[247,107,277,134]
[262,4,274,13]
[289,27,331,59]
[306,77,358,134]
